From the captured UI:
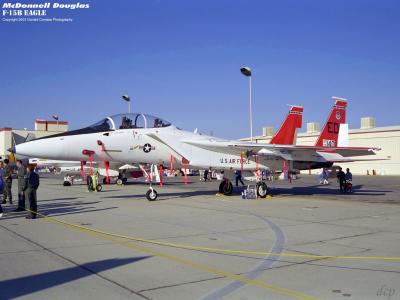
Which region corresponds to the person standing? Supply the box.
[322,168,329,185]
[2,159,13,204]
[203,169,209,182]
[345,168,353,182]
[319,169,325,184]
[0,161,4,218]
[23,164,40,219]
[235,170,245,186]
[15,160,26,212]
[336,167,346,193]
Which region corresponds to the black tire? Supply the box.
[122,178,128,184]
[256,182,268,198]
[116,178,123,185]
[219,180,233,195]
[96,184,103,192]
[146,189,158,201]
[63,181,71,186]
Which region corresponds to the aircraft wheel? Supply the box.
[256,182,268,198]
[96,184,103,192]
[116,178,123,185]
[219,180,233,195]
[146,189,158,201]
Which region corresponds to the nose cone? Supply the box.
[14,138,64,159]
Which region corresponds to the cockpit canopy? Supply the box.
[89,113,171,131]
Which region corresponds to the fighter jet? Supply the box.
[11,100,379,200]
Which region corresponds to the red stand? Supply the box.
[170,155,173,175]
[104,161,110,183]
[97,140,110,183]
[82,149,95,176]
[80,161,85,180]
[283,160,289,181]
[255,155,260,177]
[240,152,244,172]
[159,165,163,187]
[184,161,188,185]
[89,155,93,176]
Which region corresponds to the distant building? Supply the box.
[243,117,400,175]
[0,119,68,160]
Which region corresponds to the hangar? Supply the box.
[245,117,400,175]
[0,119,68,160]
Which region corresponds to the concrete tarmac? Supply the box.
[0,174,399,300]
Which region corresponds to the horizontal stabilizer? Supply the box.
[316,151,346,161]
[97,168,119,177]
[118,164,138,170]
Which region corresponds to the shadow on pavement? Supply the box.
[0,200,118,220]
[0,257,150,299]
[102,189,219,200]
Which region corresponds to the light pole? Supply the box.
[122,95,131,113]
[240,67,253,141]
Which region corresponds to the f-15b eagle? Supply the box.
[11,99,379,200]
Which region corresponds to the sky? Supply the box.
[1,0,400,139]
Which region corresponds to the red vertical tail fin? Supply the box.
[270,106,303,145]
[315,97,347,147]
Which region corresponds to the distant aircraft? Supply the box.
[28,158,145,185]
[11,100,379,200]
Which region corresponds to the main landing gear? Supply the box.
[143,175,269,201]
[219,179,233,195]
[116,178,128,185]
[218,178,269,198]
[256,182,268,198]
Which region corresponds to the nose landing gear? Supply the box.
[146,187,158,201]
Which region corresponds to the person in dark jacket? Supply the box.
[15,160,27,212]
[23,164,40,219]
[0,161,4,217]
[336,167,346,193]
[235,170,245,186]
[345,168,353,182]
[2,159,13,204]
[203,169,209,182]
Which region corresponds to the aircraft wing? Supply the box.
[183,140,380,159]
[182,139,253,156]
[147,133,379,167]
